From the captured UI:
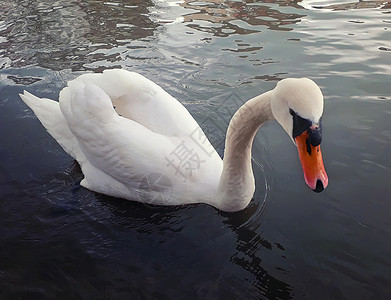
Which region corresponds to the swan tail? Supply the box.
[19,91,85,162]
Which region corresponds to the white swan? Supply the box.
[20,69,328,212]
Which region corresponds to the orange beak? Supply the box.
[295,130,328,192]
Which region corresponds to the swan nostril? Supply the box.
[313,179,324,193]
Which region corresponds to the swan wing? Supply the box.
[59,81,176,195]
[70,69,200,137]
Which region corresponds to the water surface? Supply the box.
[1,0,391,298]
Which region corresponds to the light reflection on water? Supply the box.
[1,0,391,298]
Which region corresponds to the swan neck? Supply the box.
[217,91,273,212]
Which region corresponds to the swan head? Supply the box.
[271,78,328,192]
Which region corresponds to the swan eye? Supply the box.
[289,109,322,146]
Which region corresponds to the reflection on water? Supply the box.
[0,0,157,71]
[0,0,310,72]
[222,206,293,299]
[1,0,391,299]
[312,0,391,10]
[180,0,305,36]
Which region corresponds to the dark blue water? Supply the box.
[1,0,391,298]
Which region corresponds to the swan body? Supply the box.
[20,69,328,212]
